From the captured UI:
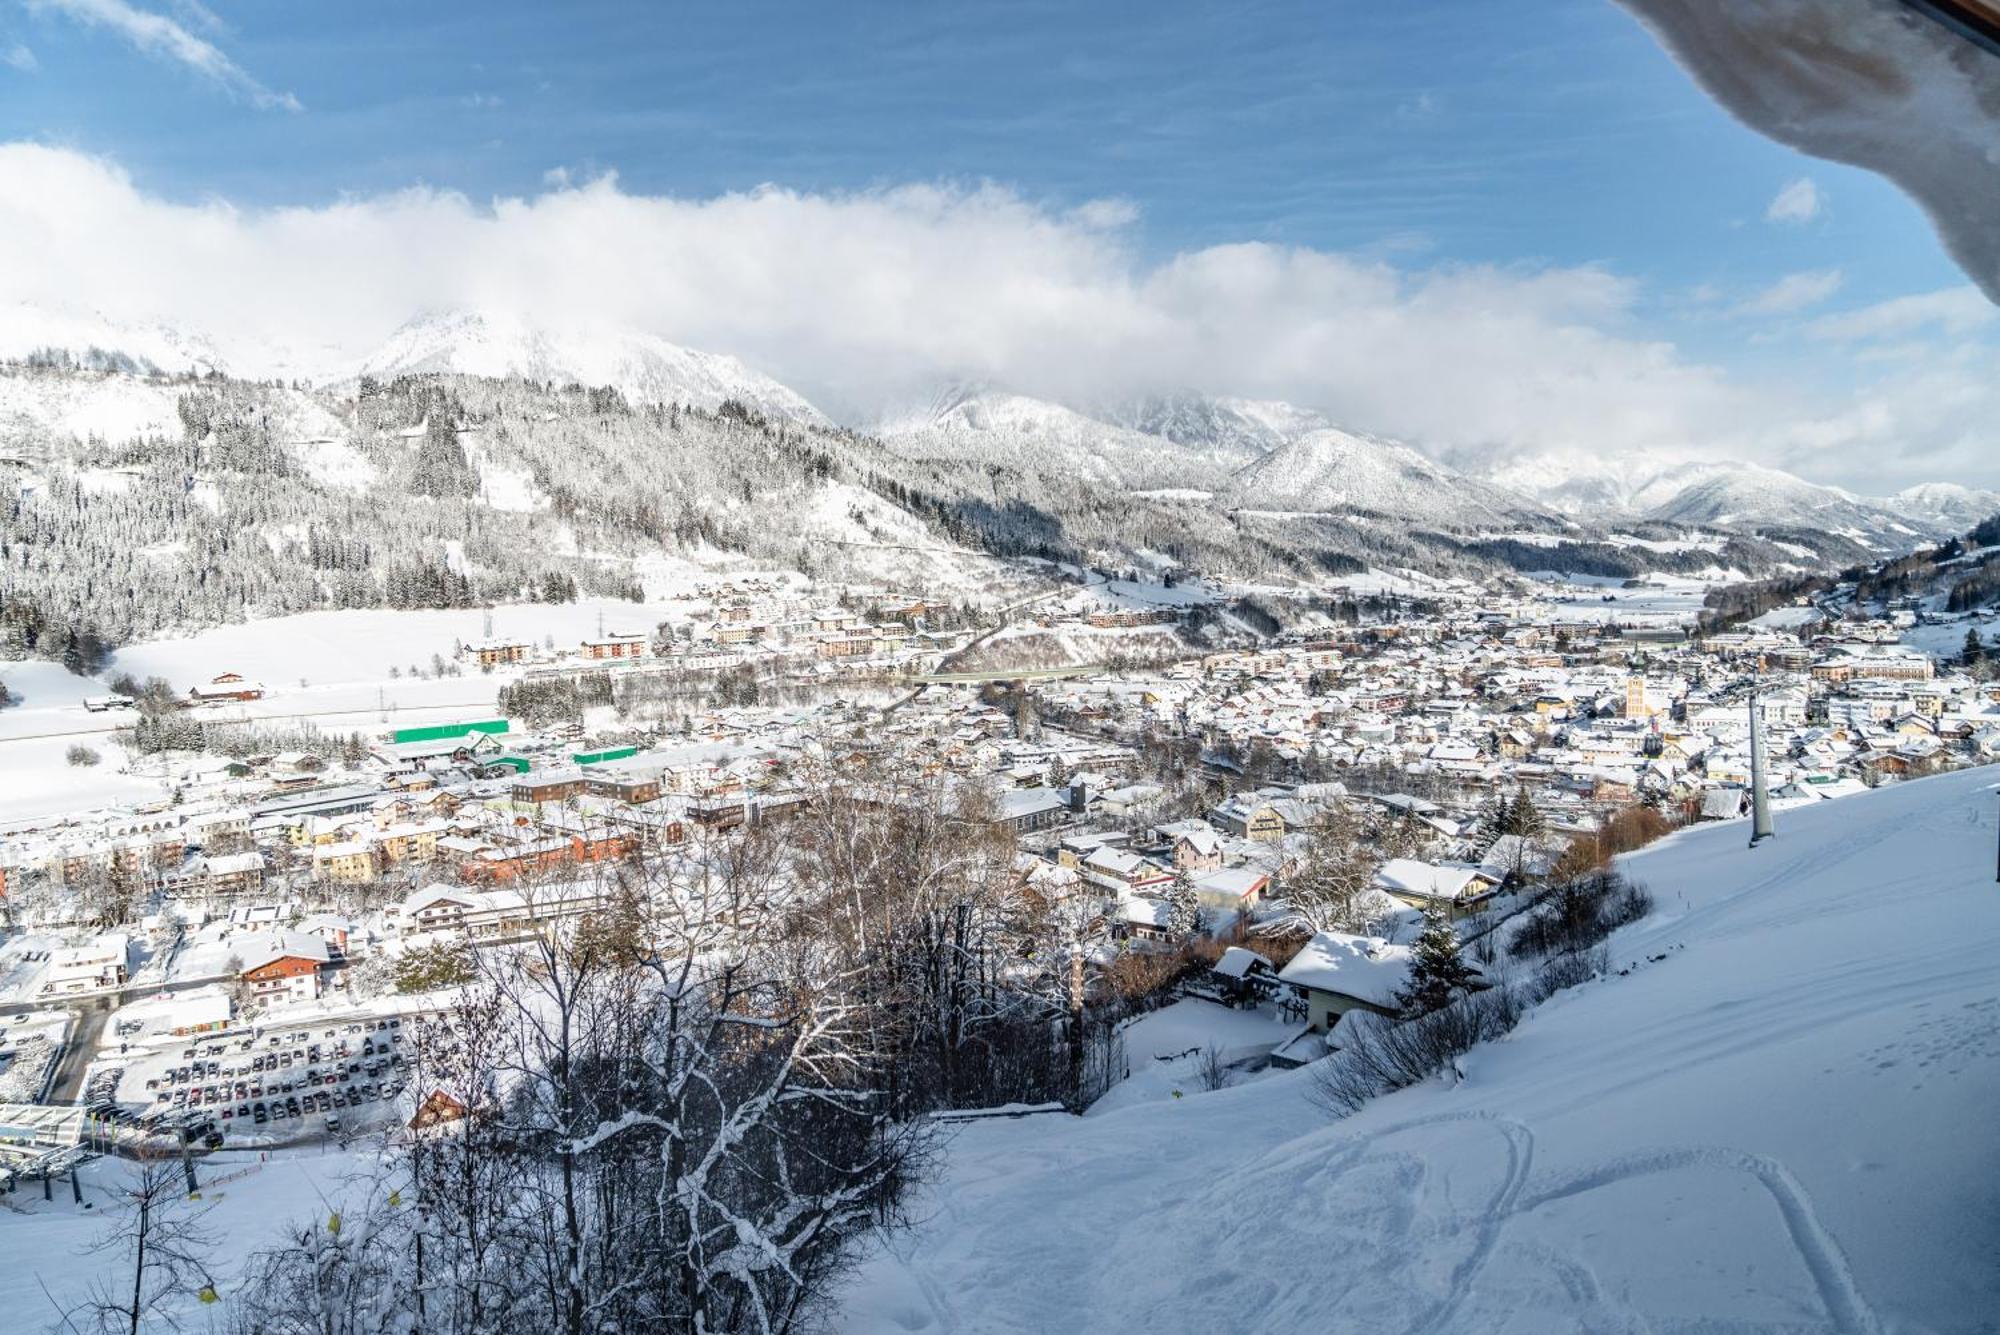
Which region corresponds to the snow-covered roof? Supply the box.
[1374,858,1489,903]
[1211,946,1273,980]
[1275,931,1413,1008]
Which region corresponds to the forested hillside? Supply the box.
[2,356,1976,669]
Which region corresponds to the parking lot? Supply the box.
[91,1014,412,1146]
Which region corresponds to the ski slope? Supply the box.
[840,766,2000,1334]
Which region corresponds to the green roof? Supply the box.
[572,745,640,766]
[391,719,511,745]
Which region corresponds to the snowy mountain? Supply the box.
[1097,392,1330,462]
[0,303,229,377]
[840,766,2000,1334]
[1638,462,1927,549]
[1226,427,1557,530]
[1484,451,1981,550]
[875,387,1233,491]
[352,311,830,426]
[1883,481,2000,532]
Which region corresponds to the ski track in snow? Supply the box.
[840,769,2000,1335]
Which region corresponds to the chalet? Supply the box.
[1209,946,1280,1005]
[1373,858,1501,919]
[1171,826,1224,872]
[236,930,332,1006]
[188,672,266,704]
[39,935,130,995]
[201,850,266,898]
[1210,795,1288,842]
[1276,931,1414,1032]
[1080,845,1174,895]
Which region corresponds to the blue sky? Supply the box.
[7,1,1962,296]
[2,0,1995,488]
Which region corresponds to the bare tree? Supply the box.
[1256,802,1382,939]
[58,1150,218,1335]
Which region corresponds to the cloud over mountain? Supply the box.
[0,140,1994,488]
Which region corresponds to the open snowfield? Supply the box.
[0,599,688,819]
[0,1146,383,1325]
[839,766,2000,1335]
[1522,572,1719,626]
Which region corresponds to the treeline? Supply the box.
[498,673,614,726]
[1696,572,1833,634]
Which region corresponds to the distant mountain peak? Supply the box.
[1225,425,1554,529]
[352,310,829,426]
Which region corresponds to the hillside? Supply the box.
[876,388,1245,491]
[1485,451,1959,556]
[840,767,2000,1334]
[352,311,831,426]
[1227,426,1557,531]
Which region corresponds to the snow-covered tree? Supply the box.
[1397,916,1478,1017]
[1166,868,1201,940]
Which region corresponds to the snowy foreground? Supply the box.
[841,768,2000,1335]
[6,769,1997,1332]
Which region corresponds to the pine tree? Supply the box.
[1396,916,1477,1016]
[1509,789,1545,836]
[1166,870,1201,940]
[1964,628,1985,666]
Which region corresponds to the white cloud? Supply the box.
[0,142,1994,489]
[1067,197,1139,231]
[1737,268,1842,316]
[1765,176,1822,224]
[3,42,36,71]
[1806,285,1998,342]
[27,0,298,110]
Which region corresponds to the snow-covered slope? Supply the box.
[353,311,829,426]
[0,303,230,377]
[841,765,2000,1333]
[1226,427,1554,529]
[1098,392,1330,462]
[1885,481,2000,533]
[1488,451,1972,549]
[1641,461,1927,548]
[876,387,1232,491]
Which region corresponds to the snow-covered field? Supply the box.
[838,765,2000,1334]
[0,600,679,819]
[1521,572,1718,626]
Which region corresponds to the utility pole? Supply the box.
[175,1124,198,1195]
[1748,686,1774,848]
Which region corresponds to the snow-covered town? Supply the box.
[4,549,2000,1328]
[10,1,2000,1331]
[5,553,1997,1129]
